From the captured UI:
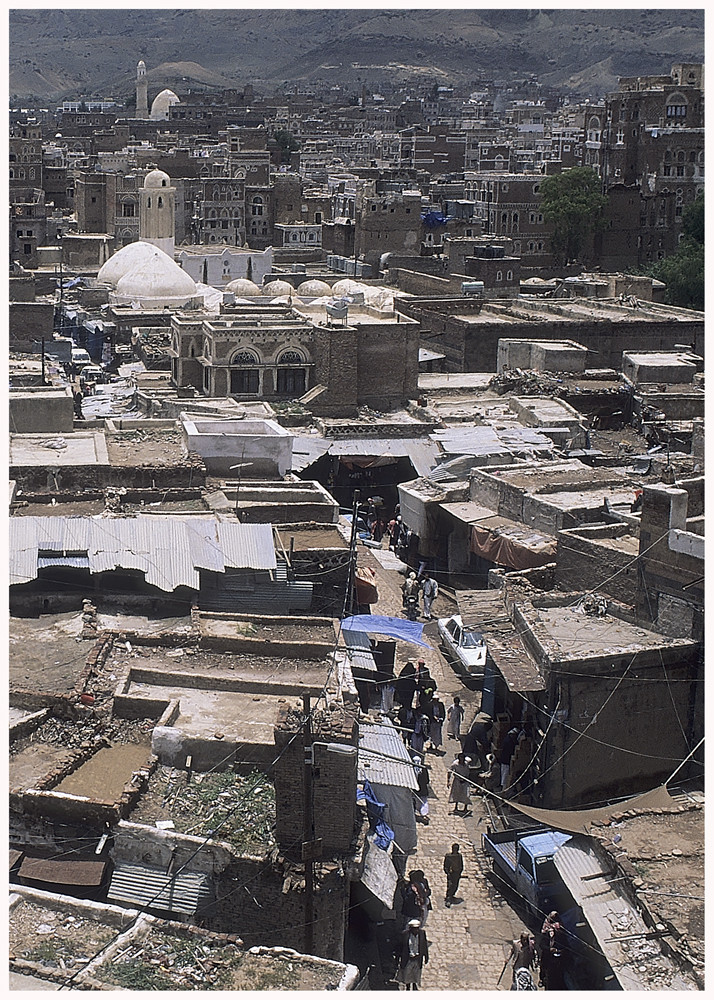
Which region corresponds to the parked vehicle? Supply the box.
[404,592,419,621]
[482,826,571,917]
[437,614,488,675]
[79,365,105,390]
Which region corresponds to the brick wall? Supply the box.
[273,705,359,857]
[539,651,699,808]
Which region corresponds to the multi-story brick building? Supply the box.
[170,300,419,416]
[600,63,704,269]
[464,171,553,271]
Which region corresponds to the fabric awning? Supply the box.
[506,784,675,836]
[470,523,556,570]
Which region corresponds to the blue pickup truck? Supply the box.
[482,826,571,917]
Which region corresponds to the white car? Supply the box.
[437,614,488,675]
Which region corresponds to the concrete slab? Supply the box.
[9,430,109,467]
[127,682,286,743]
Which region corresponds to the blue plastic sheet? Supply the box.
[340,615,430,647]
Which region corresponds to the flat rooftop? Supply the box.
[9,431,110,467]
[531,604,697,660]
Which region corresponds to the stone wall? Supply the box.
[635,481,704,641]
[555,524,638,605]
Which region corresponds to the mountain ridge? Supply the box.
[9,9,704,102]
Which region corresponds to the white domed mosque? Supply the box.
[97,242,198,308]
[150,88,180,120]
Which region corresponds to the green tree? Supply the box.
[648,192,704,311]
[539,166,608,265]
[273,129,301,164]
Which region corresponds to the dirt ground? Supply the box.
[105,428,188,467]
[274,527,348,549]
[611,804,705,976]
[93,927,340,991]
[10,612,94,694]
[108,643,329,683]
[9,899,119,969]
[127,765,276,853]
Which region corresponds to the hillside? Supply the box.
[9,9,704,102]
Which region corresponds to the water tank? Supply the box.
[461,281,485,297]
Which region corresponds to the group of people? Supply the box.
[394,659,446,757]
[401,570,439,620]
[504,911,567,990]
[392,849,464,988]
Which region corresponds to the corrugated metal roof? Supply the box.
[343,629,377,672]
[10,516,276,590]
[359,720,419,790]
[107,863,214,916]
[554,839,691,991]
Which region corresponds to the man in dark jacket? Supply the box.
[443,843,464,907]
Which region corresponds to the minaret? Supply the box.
[136,60,148,119]
[140,167,176,258]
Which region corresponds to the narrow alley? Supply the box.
[359,542,527,991]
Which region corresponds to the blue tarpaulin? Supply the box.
[340,615,430,647]
[421,211,450,229]
[360,779,395,850]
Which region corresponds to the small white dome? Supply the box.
[331,278,366,296]
[225,277,261,296]
[150,88,180,121]
[261,280,294,297]
[144,168,171,189]
[297,279,331,297]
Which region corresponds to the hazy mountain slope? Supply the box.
[9,8,704,101]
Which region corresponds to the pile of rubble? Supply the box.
[488,369,568,396]
[101,933,240,991]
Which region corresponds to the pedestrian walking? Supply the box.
[446,696,464,741]
[447,752,472,815]
[539,911,566,990]
[508,931,537,989]
[420,572,439,619]
[398,704,416,748]
[443,843,463,907]
[397,919,429,990]
[427,697,445,754]
[412,754,430,823]
[396,662,417,709]
[499,727,521,790]
[410,712,430,755]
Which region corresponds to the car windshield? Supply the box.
[461,630,485,648]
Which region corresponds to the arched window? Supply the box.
[278,350,304,364]
[251,196,264,217]
[147,196,151,208]
[230,350,260,394]
[506,270,513,281]
[275,348,307,395]
[158,196,163,208]
[232,350,259,365]
[496,270,502,282]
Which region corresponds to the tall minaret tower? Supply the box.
[140,168,176,258]
[136,60,149,119]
